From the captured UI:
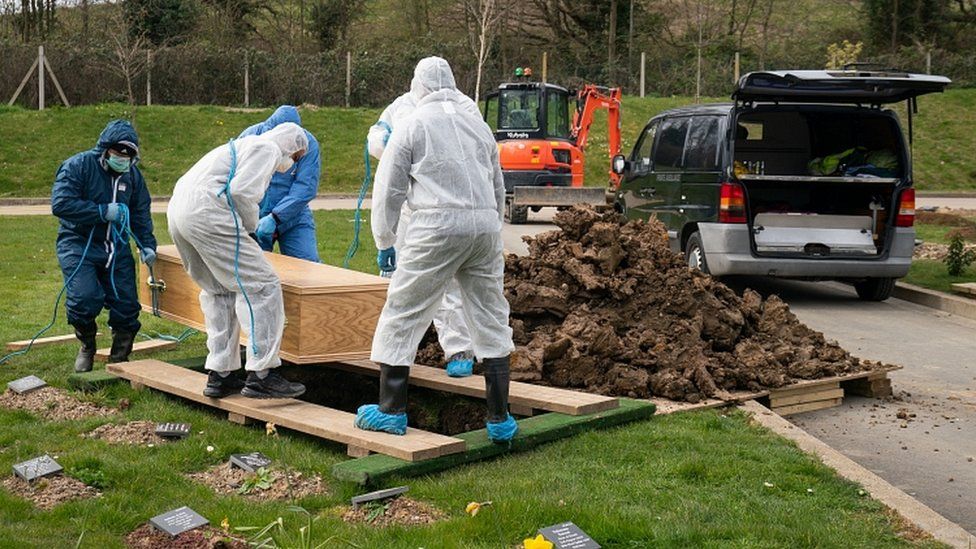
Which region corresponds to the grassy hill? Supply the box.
[1,89,974,198]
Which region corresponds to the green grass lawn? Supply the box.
[0,211,941,547]
[2,88,975,198]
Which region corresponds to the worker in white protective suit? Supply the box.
[355,57,518,442]
[366,85,481,378]
[167,123,309,399]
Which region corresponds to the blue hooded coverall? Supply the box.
[51,120,157,334]
[238,106,321,262]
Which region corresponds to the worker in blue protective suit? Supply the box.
[51,119,157,373]
[238,106,321,262]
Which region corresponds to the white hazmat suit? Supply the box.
[168,123,309,374]
[369,57,514,367]
[367,84,482,362]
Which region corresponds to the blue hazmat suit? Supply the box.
[51,120,157,334]
[238,106,321,262]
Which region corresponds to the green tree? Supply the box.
[309,0,365,51]
[863,0,947,52]
[125,0,201,45]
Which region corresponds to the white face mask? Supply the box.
[276,156,295,173]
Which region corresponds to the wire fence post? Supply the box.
[345,51,351,108]
[640,51,646,98]
[243,49,250,107]
[38,45,45,110]
[145,49,152,106]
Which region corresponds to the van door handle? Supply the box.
[637,188,656,198]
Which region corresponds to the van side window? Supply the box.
[653,117,689,170]
[684,116,721,171]
[633,120,659,169]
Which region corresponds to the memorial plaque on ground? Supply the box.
[538,522,601,549]
[229,452,272,473]
[13,455,62,482]
[350,485,409,508]
[149,506,209,537]
[7,375,47,394]
[155,422,191,439]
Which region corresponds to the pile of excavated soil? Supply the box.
[423,206,888,403]
[125,524,247,549]
[0,387,115,420]
[1,474,100,510]
[186,462,326,502]
[341,496,444,527]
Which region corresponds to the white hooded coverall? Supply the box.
[367,85,482,360]
[369,57,514,367]
[167,123,309,373]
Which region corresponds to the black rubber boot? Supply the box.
[378,364,410,415]
[203,370,246,398]
[73,322,98,373]
[482,356,511,422]
[242,369,306,399]
[108,331,137,363]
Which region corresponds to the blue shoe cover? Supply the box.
[446,354,474,378]
[486,414,518,443]
[354,404,407,435]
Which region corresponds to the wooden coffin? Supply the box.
[138,244,388,364]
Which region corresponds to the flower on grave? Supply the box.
[523,534,554,549]
[220,517,230,533]
[266,422,278,438]
[465,500,492,517]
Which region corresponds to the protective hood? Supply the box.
[256,105,302,135]
[262,122,309,159]
[95,119,140,157]
[410,57,457,101]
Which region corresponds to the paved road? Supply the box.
[723,278,976,535]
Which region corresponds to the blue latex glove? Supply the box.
[140,248,157,266]
[256,214,277,247]
[446,352,474,378]
[354,404,407,435]
[377,247,396,274]
[487,414,518,443]
[101,203,121,222]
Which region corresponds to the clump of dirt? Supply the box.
[84,421,164,445]
[0,386,115,420]
[341,496,445,527]
[1,474,100,510]
[125,524,246,549]
[916,211,976,239]
[423,206,890,403]
[187,462,326,501]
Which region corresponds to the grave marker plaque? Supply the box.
[155,422,191,439]
[149,506,209,537]
[12,455,62,482]
[229,452,272,473]
[538,521,601,549]
[7,375,47,394]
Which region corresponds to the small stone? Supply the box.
[967,457,973,463]
[763,482,774,488]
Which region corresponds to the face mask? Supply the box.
[106,154,131,173]
[276,157,295,173]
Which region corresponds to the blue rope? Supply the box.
[343,138,373,269]
[0,229,96,365]
[218,139,259,355]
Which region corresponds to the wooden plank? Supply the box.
[769,380,841,399]
[950,282,976,297]
[770,388,844,407]
[842,377,893,398]
[95,339,177,362]
[332,398,657,486]
[107,359,465,462]
[773,397,843,416]
[347,445,371,458]
[6,333,101,351]
[334,359,618,416]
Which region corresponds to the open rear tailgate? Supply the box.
[733,70,950,104]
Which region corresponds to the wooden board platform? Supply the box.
[107,359,466,462]
[6,333,101,351]
[94,339,177,362]
[333,360,618,416]
[138,245,388,364]
[332,398,657,485]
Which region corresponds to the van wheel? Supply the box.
[854,277,895,301]
[685,232,710,275]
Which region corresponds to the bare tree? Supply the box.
[104,6,150,125]
[463,0,506,102]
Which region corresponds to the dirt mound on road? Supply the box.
[423,206,886,403]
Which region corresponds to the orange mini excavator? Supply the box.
[482,68,622,223]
